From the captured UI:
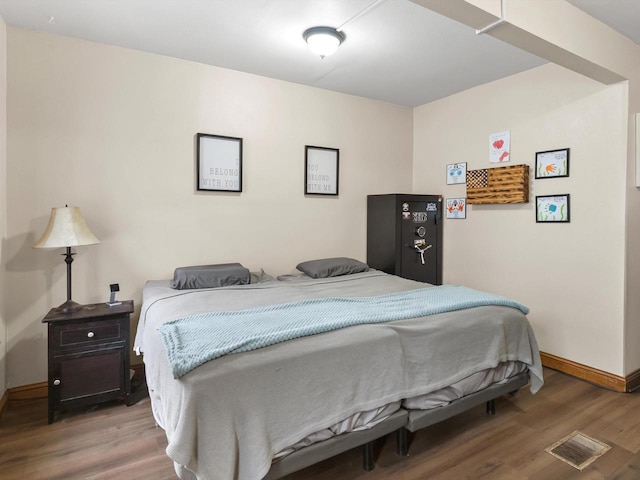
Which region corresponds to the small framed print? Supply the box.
[536,194,570,223]
[445,198,466,219]
[197,133,242,192]
[535,148,570,179]
[446,163,467,185]
[305,145,339,195]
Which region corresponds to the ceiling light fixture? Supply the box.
[303,26,346,59]
[302,0,389,59]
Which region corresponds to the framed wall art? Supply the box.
[446,163,467,185]
[445,198,466,219]
[536,194,570,223]
[305,145,339,195]
[535,148,570,179]
[197,133,243,192]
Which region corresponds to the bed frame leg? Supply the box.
[486,399,495,416]
[396,428,409,457]
[363,441,375,471]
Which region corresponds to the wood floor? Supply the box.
[2,368,640,479]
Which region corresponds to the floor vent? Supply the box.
[545,431,611,470]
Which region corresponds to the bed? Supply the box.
[134,262,543,480]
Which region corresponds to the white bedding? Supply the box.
[135,270,543,480]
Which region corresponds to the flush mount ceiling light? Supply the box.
[303,26,346,59]
[302,0,389,59]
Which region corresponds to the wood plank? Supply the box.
[467,164,529,205]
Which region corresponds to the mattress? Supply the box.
[134,270,543,480]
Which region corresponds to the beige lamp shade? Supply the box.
[34,207,100,249]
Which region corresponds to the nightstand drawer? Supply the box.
[56,319,123,349]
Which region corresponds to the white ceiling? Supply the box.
[0,0,636,107]
[567,0,640,46]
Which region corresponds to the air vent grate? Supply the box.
[545,431,611,470]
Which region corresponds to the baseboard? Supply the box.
[625,368,640,392]
[540,351,640,392]
[0,389,8,419]
[8,381,48,402]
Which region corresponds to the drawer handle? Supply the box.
[87,331,95,338]
[53,379,61,386]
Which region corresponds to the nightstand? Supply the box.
[42,300,137,424]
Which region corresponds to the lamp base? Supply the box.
[55,299,84,314]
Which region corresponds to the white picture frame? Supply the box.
[445,198,466,219]
[446,163,467,185]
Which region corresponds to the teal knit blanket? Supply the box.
[158,285,529,378]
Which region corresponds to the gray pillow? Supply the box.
[172,263,250,290]
[296,257,369,278]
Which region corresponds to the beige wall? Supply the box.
[413,0,640,379]
[4,4,639,389]
[413,63,628,375]
[0,15,6,397]
[5,27,413,387]
[476,0,640,377]
[624,68,640,375]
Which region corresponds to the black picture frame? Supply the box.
[536,194,570,223]
[305,145,339,195]
[197,133,243,192]
[535,148,570,179]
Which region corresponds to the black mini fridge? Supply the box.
[367,194,442,285]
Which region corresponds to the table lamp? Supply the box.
[34,206,100,313]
